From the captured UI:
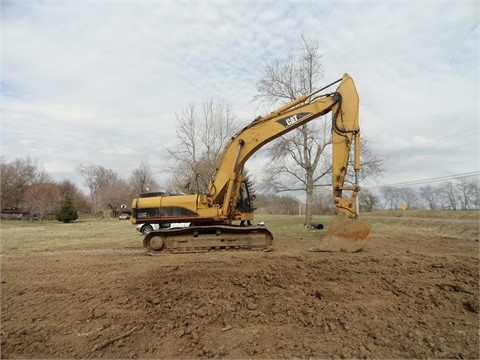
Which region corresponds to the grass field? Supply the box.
[1,211,478,254]
[363,209,479,220]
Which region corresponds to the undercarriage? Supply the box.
[143,225,273,253]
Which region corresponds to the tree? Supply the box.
[22,183,62,220]
[358,139,386,185]
[455,178,477,210]
[379,186,419,210]
[380,187,402,209]
[473,181,480,209]
[397,187,419,209]
[56,198,78,223]
[310,188,335,215]
[254,193,300,215]
[358,188,380,212]
[77,164,103,213]
[98,178,131,217]
[58,179,91,214]
[167,100,239,193]
[0,160,19,209]
[377,179,480,211]
[255,36,384,225]
[419,185,440,210]
[129,160,158,195]
[77,164,130,216]
[0,157,51,209]
[440,181,458,210]
[255,37,327,225]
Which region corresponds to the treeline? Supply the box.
[360,179,480,211]
[0,158,158,220]
[254,193,300,215]
[255,179,480,215]
[0,157,309,219]
[2,157,478,221]
[254,190,335,216]
[1,158,88,220]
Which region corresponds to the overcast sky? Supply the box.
[1,0,479,195]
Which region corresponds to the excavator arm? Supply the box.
[209,73,361,221]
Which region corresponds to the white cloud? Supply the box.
[1,0,478,192]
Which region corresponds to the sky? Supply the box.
[1,0,479,196]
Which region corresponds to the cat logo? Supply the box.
[276,112,311,128]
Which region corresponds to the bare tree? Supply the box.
[473,181,480,209]
[255,36,324,106]
[254,193,300,215]
[440,181,458,210]
[379,186,418,209]
[130,160,158,195]
[255,37,327,225]
[358,188,381,212]
[167,99,239,193]
[376,179,479,211]
[419,185,440,210]
[263,120,331,192]
[77,164,128,215]
[22,183,62,220]
[455,178,478,210]
[358,139,385,185]
[397,187,419,209]
[1,157,51,209]
[98,178,131,217]
[311,188,335,215]
[380,187,401,209]
[255,36,384,225]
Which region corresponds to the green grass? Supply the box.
[0,218,139,253]
[1,211,478,254]
[253,214,334,237]
[366,217,479,239]
[360,210,479,239]
[364,209,480,220]
[256,213,479,240]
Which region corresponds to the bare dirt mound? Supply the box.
[1,235,479,359]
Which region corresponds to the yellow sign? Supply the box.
[400,203,407,211]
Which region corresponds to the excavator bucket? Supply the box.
[308,213,370,253]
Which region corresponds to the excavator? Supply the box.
[130,73,370,253]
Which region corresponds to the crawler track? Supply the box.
[143,225,273,253]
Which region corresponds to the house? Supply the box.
[0,208,33,220]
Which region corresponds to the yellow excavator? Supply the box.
[131,73,370,253]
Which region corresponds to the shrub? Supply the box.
[56,198,78,223]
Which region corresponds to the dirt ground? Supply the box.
[1,232,479,359]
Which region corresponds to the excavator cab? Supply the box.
[235,180,255,226]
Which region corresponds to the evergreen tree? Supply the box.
[56,198,78,223]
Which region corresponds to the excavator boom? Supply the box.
[131,73,370,253]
